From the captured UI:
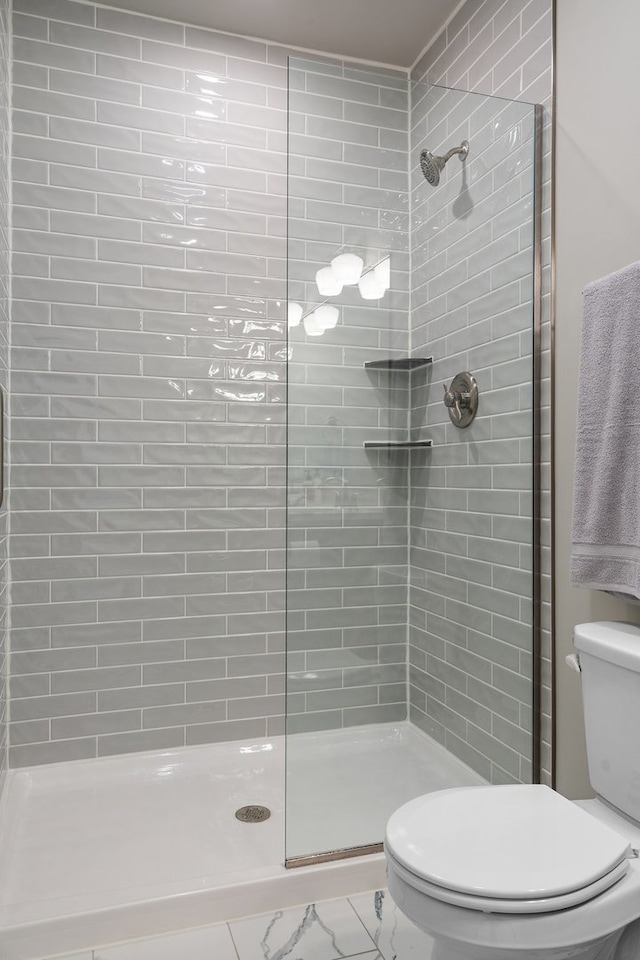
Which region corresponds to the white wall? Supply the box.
[555,0,640,798]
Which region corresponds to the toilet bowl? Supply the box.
[384,623,640,960]
[385,785,640,960]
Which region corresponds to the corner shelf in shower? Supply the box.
[363,440,433,449]
[363,357,434,450]
[363,357,433,450]
[364,357,433,371]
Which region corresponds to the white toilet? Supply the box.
[384,622,640,960]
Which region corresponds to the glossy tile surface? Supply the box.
[229,898,375,960]
[0,0,8,797]
[350,889,434,959]
[409,0,554,788]
[407,82,538,786]
[286,56,411,750]
[11,0,296,765]
[10,0,416,768]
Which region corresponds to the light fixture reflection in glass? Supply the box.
[315,304,339,329]
[287,302,303,328]
[331,253,364,285]
[316,266,343,297]
[303,312,325,336]
[358,271,386,300]
[374,256,391,291]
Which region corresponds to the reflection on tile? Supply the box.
[349,889,434,960]
[229,898,375,960]
[94,923,238,959]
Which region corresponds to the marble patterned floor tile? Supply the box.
[349,890,434,959]
[93,923,239,960]
[229,897,376,960]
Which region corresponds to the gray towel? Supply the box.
[571,260,640,599]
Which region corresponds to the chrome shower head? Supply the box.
[419,140,469,186]
[419,150,446,186]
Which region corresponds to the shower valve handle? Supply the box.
[443,382,469,423]
[442,373,479,429]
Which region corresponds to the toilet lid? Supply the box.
[385,785,632,901]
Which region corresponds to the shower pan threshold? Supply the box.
[0,721,484,960]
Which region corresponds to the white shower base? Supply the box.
[285,721,485,856]
[0,721,484,960]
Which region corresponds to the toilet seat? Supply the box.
[385,784,632,914]
[386,846,629,914]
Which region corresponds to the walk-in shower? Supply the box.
[286,60,541,866]
[0,30,542,957]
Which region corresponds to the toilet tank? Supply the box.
[574,621,640,822]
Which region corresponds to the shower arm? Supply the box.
[442,144,468,163]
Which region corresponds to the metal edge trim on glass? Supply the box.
[285,843,384,869]
[548,0,558,790]
[532,101,545,785]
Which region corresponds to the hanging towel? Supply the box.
[571,260,640,599]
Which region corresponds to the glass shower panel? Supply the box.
[285,57,412,861]
[286,63,539,864]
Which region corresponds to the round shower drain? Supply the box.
[235,805,271,823]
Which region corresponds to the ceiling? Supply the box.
[99,0,463,68]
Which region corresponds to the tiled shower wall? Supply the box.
[409,0,553,783]
[9,0,297,765]
[0,0,8,790]
[6,0,552,775]
[286,60,411,733]
[8,1,411,763]
[408,84,536,783]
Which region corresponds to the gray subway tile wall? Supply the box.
[10,0,304,765]
[0,0,7,791]
[410,0,553,784]
[9,0,412,764]
[286,58,410,731]
[408,85,536,783]
[7,0,552,778]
